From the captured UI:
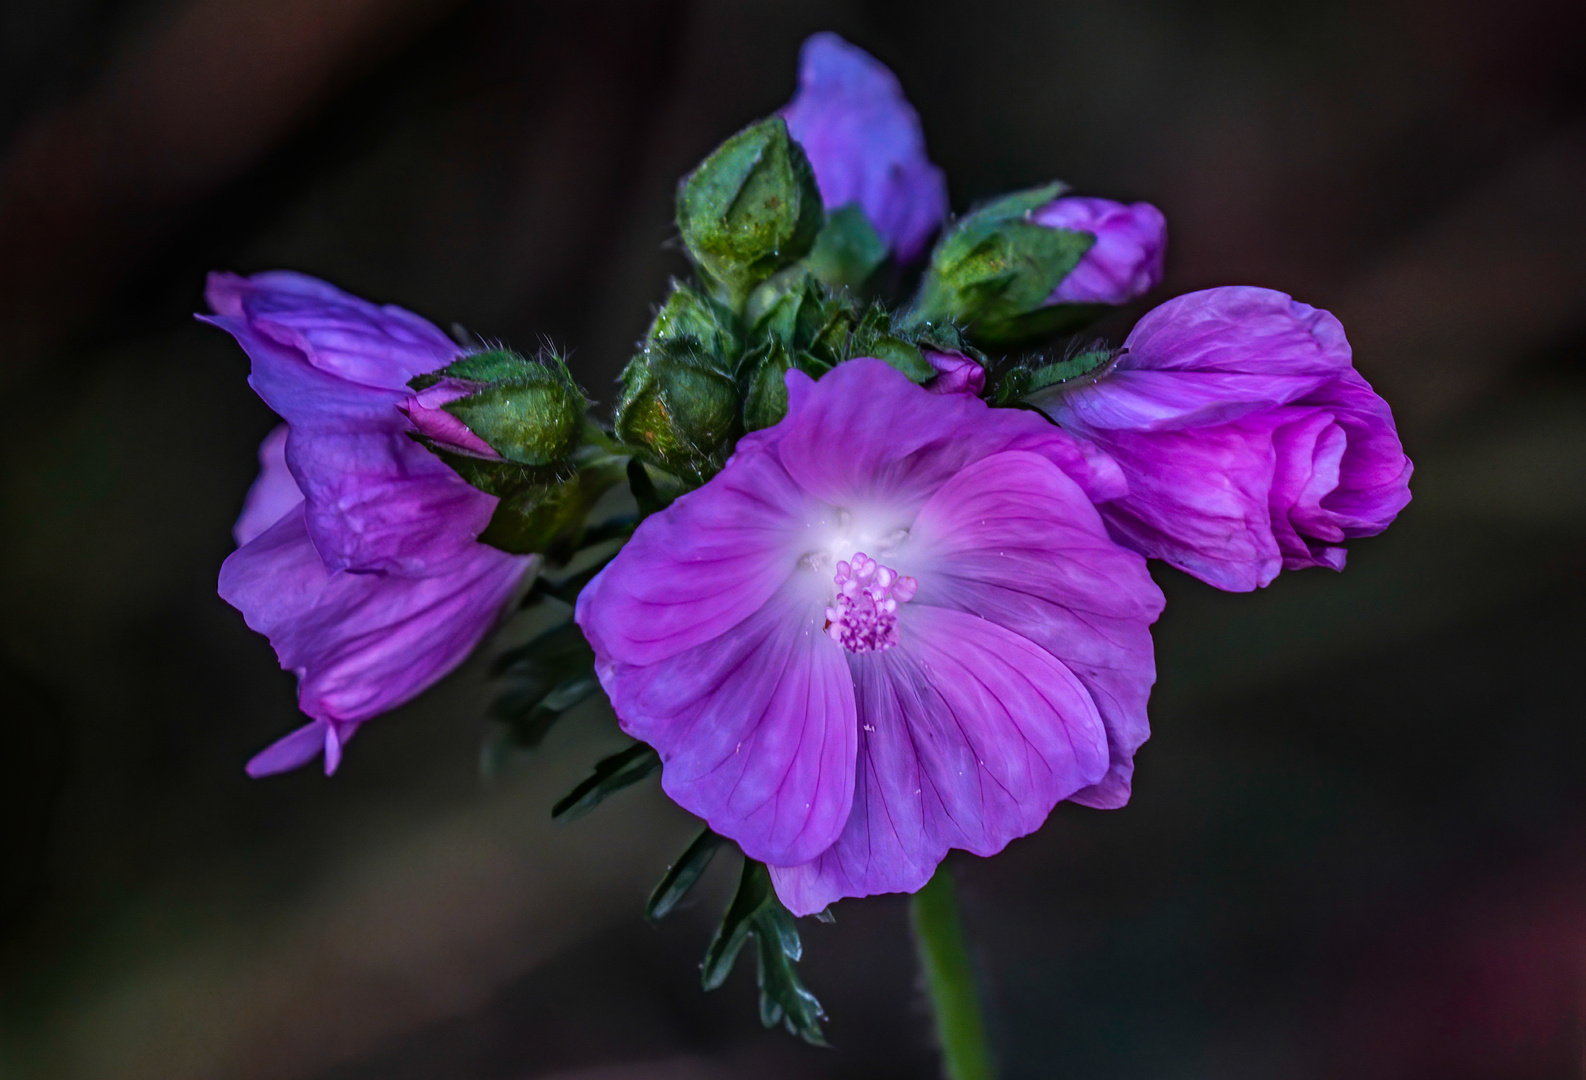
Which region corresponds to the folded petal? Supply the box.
[233,423,303,546]
[1048,370,1329,432]
[594,583,858,868]
[1122,286,1352,377]
[244,718,361,778]
[204,287,494,575]
[1087,423,1284,591]
[780,33,948,263]
[898,450,1163,810]
[1033,197,1167,306]
[204,271,459,391]
[220,505,532,733]
[575,450,820,667]
[770,606,1108,915]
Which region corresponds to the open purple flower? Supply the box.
[204,272,534,776]
[781,32,949,264]
[1033,195,1167,306]
[576,360,1163,915]
[1040,286,1412,591]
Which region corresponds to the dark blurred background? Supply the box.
[3,1,1586,1077]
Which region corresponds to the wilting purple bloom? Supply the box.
[922,348,985,397]
[204,271,534,776]
[1040,286,1412,591]
[781,32,949,264]
[1033,196,1167,306]
[577,360,1162,915]
[399,378,502,459]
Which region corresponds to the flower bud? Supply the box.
[905,182,1125,345]
[677,117,825,310]
[614,350,740,479]
[921,348,985,396]
[1031,196,1166,306]
[406,349,587,467]
[647,279,744,365]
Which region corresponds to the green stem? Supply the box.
[910,862,997,1080]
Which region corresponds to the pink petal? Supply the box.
[1122,286,1352,377]
[770,606,1109,915]
[220,505,532,730]
[233,423,303,546]
[575,451,820,667]
[593,583,858,868]
[899,450,1163,809]
[1050,370,1329,432]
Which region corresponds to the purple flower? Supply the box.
[1041,286,1413,591]
[922,348,986,397]
[204,272,534,776]
[781,32,949,264]
[1032,196,1167,306]
[576,360,1162,914]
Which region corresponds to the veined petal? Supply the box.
[1049,370,1330,432]
[575,451,817,667]
[770,606,1108,915]
[233,424,303,546]
[1089,423,1284,592]
[220,505,532,732]
[595,583,858,868]
[1123,286,1351,377]
[899,450,1163,809]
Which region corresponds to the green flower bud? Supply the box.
[478,451,629,563]
[903,182,1098,345]
[647,279,744,366]
[614,350,740,479]
[677,117,824,311]
[407,349,586,467]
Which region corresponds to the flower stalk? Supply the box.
[910,862,996,1080]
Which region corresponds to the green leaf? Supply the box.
[700,858,828,1046]
[551,743,662,821]
[646,828,726,921]
[488,619,598,753]
[806,203,889,291]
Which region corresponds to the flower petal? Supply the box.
[220,505,532,732]
[233,423,303,546]
[898,450,1163,810]
[205,292,494,575]
[776,360,1127,512]
[1033,197,1167,306]
[575,451,818,667]
[780,33,948,263]
[1048,370,1329,432]
[1121,286,1352,377]
[770,606,1109,915]
[594,583,858,868]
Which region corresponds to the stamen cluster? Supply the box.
[824,552,917,653]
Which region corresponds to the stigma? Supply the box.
[825,552,917,654]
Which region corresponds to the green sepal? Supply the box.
[410,349,588,466]
[614,350,740,482]
[805,203,889,292]
[905,181,1100,346]
[477,451,628,562]
[738,338,832,432]
[647,828,726,921]
[647,279,744,367]
[990,346,1120,406]
[677,116,824,310]
[551,743,662,821]
[701,859,828,1046]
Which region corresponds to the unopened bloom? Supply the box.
[205,272,534,775]
[1039,286,1412,591]
[781,33,949,264]
[577,360,1163,914]
[1033,196,1166,306]
[921,348,985,396]
[400,379,502,459]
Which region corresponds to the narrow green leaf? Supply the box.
[701,858,776,990]
[646,828,726,921]
[551,744,662,821]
